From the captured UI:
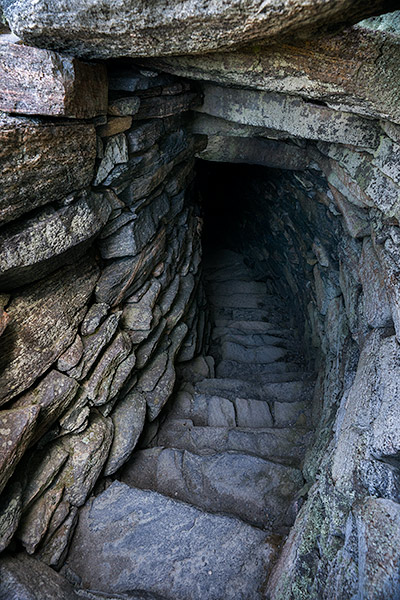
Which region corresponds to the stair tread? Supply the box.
[151,420,312,466]
[65,481,279,600]
[122,447,303,529]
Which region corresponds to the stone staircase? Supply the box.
[65,248,315,600]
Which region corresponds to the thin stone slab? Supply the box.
[0,193,111,289]
[65,481,278,600]
[122,448,303,529]
[196,83,381,147]
[0,39,107,118]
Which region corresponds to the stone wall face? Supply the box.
[0,48,208,565]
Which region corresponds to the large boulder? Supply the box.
[1,0,397,58]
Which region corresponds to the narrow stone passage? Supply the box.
[65,246,315,599]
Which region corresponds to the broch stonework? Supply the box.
[0,2,399,599]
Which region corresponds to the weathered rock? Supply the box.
[95,227,166,306]
[97,116,133,138]
[2,0,394,58]
[104,390,147,476]
[108,96,141,117]
[94,134,128,186]
[0,256,99,405]
[66,414,113,501]
[0,553,80,600]
[133,93,198,120]
[0,39,107,118]
[65,481,278,599]
[80,303,110,337]
[0,114,96,225]
[57,335,84,372]
[143,24,400,124]
[196,83,380,147]
[0,405,40,494]
[122,281,162,334]
[13,370,79,444]
[84,331,132,405]
[126,119,165,154]
[0,193,111,289]
[123,447,303,528]
[198,136,310,170]
[67,312,121,380]
[359,238,393,328]
[0,482,22,552]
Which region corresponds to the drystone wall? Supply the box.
[0,7,400,599]
[0,39,208,566]
[195,108,400,595]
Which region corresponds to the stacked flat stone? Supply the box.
[0,42,206,567]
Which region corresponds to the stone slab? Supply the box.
[0,38,107,118]
[2,0,394,58]
[0,114,96,225]
[196,83,380,147]
[66,481,278,600]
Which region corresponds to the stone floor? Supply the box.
[64,248,315,599]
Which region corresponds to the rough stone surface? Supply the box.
[0,553,80,600]
[0,38,107,118]
[3,0,393,58]
[144,24,400,124]
[0,257,99,405]
[0,406,39,494]
[196,83,380,146]
[0,193,111,289]
[0,114,96,225]
[66,481,278,600]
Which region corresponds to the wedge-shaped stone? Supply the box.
[65,481,278,599]
[0,405,40,495]
[0,39,107,118]
[196,84,380,147]
[0,114,96,225]
[0,193,111,289]
[13,370,78,445]
[0,256,99,405]
[3,0,393,58]
[123,447,302,529]
[104,390,147,476]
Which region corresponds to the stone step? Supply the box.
[65,481,279,600]
[122,447,303,530]
[195,377,308,403]
[164,390,273,428]
[210,306,285,322]
[150,420,312,468]
[206,280,267,296]
[212,330,298,350]
[204,265,255,283]
[214,319,292,334]
[216,360,305,380]
[219,340,289,363]
[208,292,277,310]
